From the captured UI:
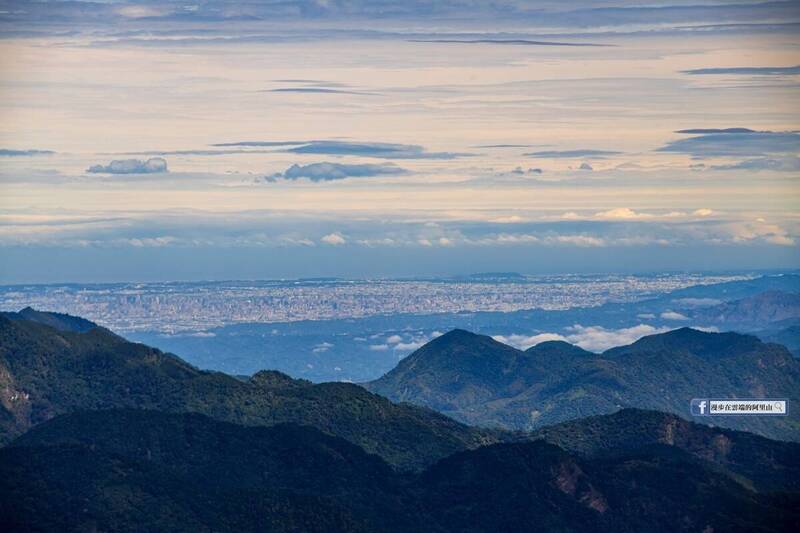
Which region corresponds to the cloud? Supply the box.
[675,128,756,134]
[312,341,333,353]
[594,208,645,220]
[386,334,403,344]
[489,215,527,224]
[369,344,389,351]
[1,207,790,253]
[710,157,800,172]
[510,166,543,175]
[463,233,608,247]
[497,324,672,352]
[266,87,371,95]
[125,236,178,247]
[117,5,172,18]
[660,311,689,320]
[265,162,407,182]
[727,219,795,246]
[552,235,605,247]
[672,298,722,308]
[320,233,346,245]
[7,0,797,32]
[682,66,800,76]
[658,130,800,157]
[492,332,568,350]
[0,149,55,157]
[526,149,621,159]
[592,208,693,221]
[286,141,470,160]
[87,158,168,174]
[409,39,608,47]
[388,331,443,353]
[564,324,672,352]
[211,141,306,147]
[394,341,427,351]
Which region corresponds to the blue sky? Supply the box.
[0,1,798,282]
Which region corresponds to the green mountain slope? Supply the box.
[0,314,497,470]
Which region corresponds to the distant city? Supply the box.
[0,273,750,334]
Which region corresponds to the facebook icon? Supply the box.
[690,399,709,416]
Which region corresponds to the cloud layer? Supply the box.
[658,130,800,157]
[286,141,469,159]
[683,65,800,76]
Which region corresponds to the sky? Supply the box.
[0,0,799,282]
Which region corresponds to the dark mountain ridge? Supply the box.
[533,408,800,493]
[367,327,800,439]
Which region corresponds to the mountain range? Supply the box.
[692,291,800,327]
[1,309,799,531]
[2,408,798,532]
[367,328,800,440]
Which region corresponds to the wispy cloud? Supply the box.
[660,311,689,320]
[683,65,800,75]
[265,87,374,95]
[7,1,796,33]
[675,128,756,134]
[0,149,55,156]
[409,39,608,47]
[710,157,800,172]
[658,129,800,156]
[286,141,471,160]
[526,149,621,159]
[210,141,306,148]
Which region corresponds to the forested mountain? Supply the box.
[368,328,800,439]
